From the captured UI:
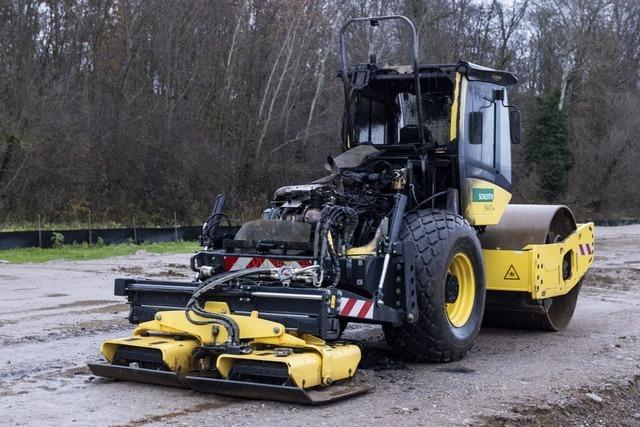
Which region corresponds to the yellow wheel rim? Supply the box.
[445,252,475,327]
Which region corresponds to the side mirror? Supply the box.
[469,111,483,145]
[508,107,521,145]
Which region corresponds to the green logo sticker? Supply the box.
[472,188,494,202]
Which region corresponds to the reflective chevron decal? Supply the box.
[578,243,593,256]
[223,256,313,271]
[339,297,374,319]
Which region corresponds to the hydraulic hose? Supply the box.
[185,264,324,343]
[313,205,358,287]
[185,267,274,345]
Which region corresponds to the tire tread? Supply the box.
[384,209,483,362]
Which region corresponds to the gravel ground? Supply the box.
[0,225,638,426]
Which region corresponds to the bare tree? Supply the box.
[0,0,638,225]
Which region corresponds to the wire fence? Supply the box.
[0,225,240,250]
[0,218,637,251]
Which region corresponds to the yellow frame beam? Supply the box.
[484,223,595,299]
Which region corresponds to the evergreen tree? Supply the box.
[525,89,574,202]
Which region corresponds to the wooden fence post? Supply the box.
[173,210,179,242]
[133,217,138,244]
[37,215,42,248]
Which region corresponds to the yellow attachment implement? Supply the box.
[95,301,362,397]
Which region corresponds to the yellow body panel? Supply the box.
[464,178,512,226]
[484,223,595,299]
[218,351,324,388]
[217,343,360,388]
[101,335,199,374]
[347,226,380,257]
[449,72,461,142]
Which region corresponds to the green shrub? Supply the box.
[51,232,65,248]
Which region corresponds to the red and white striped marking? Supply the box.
[339,297,374,319]
[578,243,593,256]
[223,256,313,271]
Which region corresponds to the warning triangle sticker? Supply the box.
[504,265,520,280]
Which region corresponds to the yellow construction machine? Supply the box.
[89,15,595,404]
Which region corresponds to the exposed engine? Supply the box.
[264,148,405,244]
[261,153,407,281]
[200,145,409,290]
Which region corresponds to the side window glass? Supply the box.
[463,82,511,184]
[465,83,494,167]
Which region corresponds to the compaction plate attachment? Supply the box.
[88,363,370,405]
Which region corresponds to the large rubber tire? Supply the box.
[383,210,486,362]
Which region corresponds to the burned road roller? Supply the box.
[88,15,595,404]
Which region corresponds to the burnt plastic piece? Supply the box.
[234,219,311,244]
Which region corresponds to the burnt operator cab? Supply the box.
[341,57,521,228]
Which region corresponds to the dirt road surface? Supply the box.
[1,226,639,426]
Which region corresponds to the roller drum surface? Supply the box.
[483,282,582,331]
[479,204,576,250]
[480,204,581,331]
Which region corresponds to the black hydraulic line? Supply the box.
[327,245,341,287]
[314,205,354,261]
[186,302,240,345]
[312,205,358,287]
[410,190,448,212]
[493,102,498,168]
[185,267,274,345]
[201,193,227,248]
[387,193,408,251]
[341,207,359,244]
